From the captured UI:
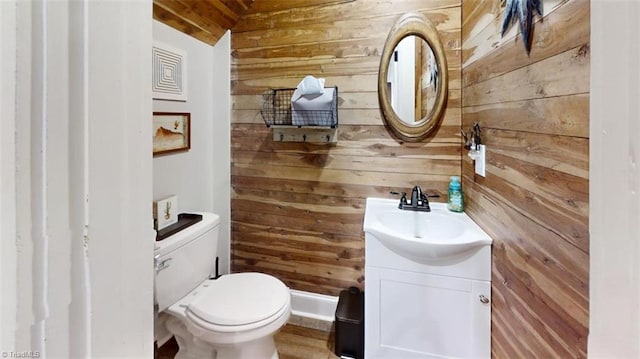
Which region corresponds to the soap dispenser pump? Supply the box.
[447,176,464,212]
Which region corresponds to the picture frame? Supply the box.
[152,42,187,102]
[153,195,178,230]
[153,112,191,155]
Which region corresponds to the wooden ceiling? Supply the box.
[152,0,353,46]
[152,0,255,46]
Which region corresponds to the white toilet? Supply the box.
[155,212,291,359]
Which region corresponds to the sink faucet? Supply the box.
[411,186,423,207]
[391,186,434,212]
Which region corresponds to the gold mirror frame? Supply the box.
[378,12,448,142]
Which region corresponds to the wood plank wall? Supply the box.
[461,0,590,357]
[230,0,462,296]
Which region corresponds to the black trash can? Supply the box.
[334,286,364,359]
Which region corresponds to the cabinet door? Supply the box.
[365,266,491,358]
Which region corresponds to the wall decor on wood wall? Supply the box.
[153,112,191,156]
[500,0,544,54]
[152,42,187,101]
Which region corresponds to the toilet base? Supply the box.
[167,316,215,359]
[166,316,279,359]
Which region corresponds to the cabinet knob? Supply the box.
[479,294,490,304]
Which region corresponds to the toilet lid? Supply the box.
[186,272,289,326]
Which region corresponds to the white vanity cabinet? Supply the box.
[363,200,492,359]
[365,265,490,358]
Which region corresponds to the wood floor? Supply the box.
[156,324,338,359]
[276,324,337,359]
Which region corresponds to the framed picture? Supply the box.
[153,195,178,230]
[153,112,191,155]
[152,42,187,101]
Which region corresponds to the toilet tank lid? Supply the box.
[154,212,220,257]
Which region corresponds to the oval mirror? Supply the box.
[378,13,448,142]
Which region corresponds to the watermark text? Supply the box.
[2,352,41,358]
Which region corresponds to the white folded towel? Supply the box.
[291,75,325,102]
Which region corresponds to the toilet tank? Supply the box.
[155,212,220,312]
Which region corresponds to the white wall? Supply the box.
[152,21,231,274]
[589,0,640,357]
[0,0,18,350]
[210,32,232,274]
[3,0,154,356]
[153,21,214,213]
[86,1,155,356]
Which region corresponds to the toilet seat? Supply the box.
[185,273,290,332]
[186,297,290,334]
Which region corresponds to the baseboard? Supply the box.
[289,289,338,331]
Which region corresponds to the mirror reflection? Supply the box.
[386,35,438,124]
[378,12,448,142]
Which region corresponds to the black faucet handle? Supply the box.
[390,191,408,209]
[425,193,440,199]
[421,192,439,204]
[390,191,407,198]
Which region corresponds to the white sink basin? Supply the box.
[363,198,492,263]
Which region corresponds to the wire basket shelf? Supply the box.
[260,87,338,128]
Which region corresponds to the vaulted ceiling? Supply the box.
[152,0,255,46]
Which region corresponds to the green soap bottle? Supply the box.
[447,176,464,212]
